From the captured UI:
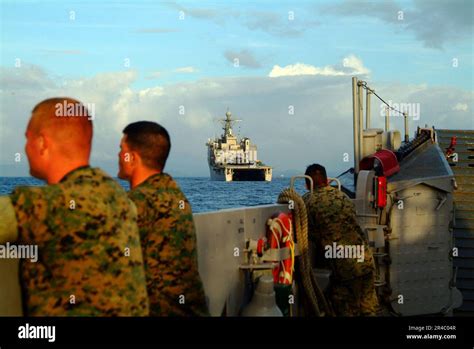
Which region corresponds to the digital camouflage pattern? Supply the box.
[329,272,379,316]
[303,185,379,316]
[10,166,149,316]
[128,173,208,316]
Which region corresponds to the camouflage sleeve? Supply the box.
[0,196,18,243]
[9,186,54,246]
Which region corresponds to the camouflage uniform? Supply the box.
[303,186,379,316]
[9,166,149,316]
[128,173,208,316]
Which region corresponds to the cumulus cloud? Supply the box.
[342,55,370,75]
[269,63,344,78]
[1,64,472,178]
[269,55,370,77]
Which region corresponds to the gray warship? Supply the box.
[206,110,272,181]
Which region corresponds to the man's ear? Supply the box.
[38,133,48,155]
[130,150,142,167]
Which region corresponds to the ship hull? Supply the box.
[209,167,228,181]
[209,165,272,182]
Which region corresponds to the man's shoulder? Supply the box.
[132,173,185,199]
[10,183,61,205]
[61,167,114,186]
[9,184,64,232]
[131,173,194,219]
[149,172,180,190]
[127,186,148,208]
[62,167,129,197]
[317,186,349,201]
[306,186,350,214]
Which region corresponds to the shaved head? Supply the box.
[29,97,93,159]
[25,97,93,182]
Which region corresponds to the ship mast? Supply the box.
[219,109,241,138]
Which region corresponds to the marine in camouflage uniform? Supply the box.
[303,185,379,316]
[8,166,149,316]
[128,172,208,316]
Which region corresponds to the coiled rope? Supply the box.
[278,188,333,317]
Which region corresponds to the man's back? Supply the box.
[128,173,208,316]
[303,186,375,281]
[10,166,149,316]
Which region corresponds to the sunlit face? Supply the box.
[118,135,134,180]
[25,120,47,180]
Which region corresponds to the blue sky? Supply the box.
[0,0,473,176]
[1,0,472,88]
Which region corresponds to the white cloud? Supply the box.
[269,63,344,78]
[138,87,164,99]
[453,103,468,112]
[174,66,199,73]
[269,55,370,77]
[342,55,370,75]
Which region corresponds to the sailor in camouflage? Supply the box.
[10,167,149,316]
[303,164,379,316]
[118,121,208,316]
[0,98,149,316]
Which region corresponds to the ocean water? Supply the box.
[0,176,307,213]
